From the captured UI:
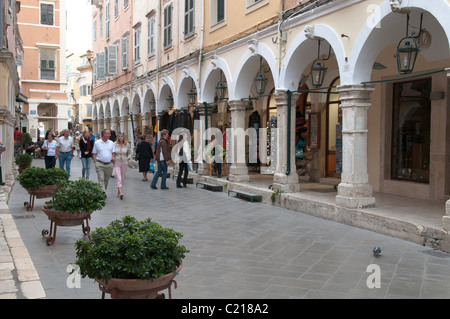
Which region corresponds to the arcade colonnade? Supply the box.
[92,0,450,209]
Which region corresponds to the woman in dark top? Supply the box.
[135,134,154,181]
[79,131,94,180]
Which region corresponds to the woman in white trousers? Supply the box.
[113,133,131,199]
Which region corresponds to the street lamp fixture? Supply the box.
[215,70,227,101]
[254,56,268,96]
[310,39,331,88]
[187,79,197,106]
[166,94,174,109]
[396,13,423,75]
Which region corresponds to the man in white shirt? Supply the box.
[92,129,116,193]
[56,129,74,175]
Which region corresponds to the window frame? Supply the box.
[147,16,155,58]
[184,0,195,38]
[40,3,54,26]
[163,3,173,49]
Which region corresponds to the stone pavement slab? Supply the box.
[4,157,450,299]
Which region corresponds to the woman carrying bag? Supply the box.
[135,134,154,181]
[79,131,94,179]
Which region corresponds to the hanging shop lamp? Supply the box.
[310,39,331,88]
[187,79,197,106]
[254,56,268,96]
[215,70,227,100]
[149,98,156,110]
[396,13,423,75]
[166,94,174,109]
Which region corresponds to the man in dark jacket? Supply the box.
[151,129,171,190]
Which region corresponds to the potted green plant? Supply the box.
[15,153,33,173]
[17,167,69,211]
[74,215,189,299]
[41,178,106,245]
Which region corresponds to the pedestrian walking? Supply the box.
[176,132,191,188]
[56,129,74,175]
[79,131,94,180]
[135,134,154,181]
[110,130,117,178]
[92,129,115,193]
[151,129,171,190]
[113,133,131,199]
[41,132,57,169]
[74,131,81,158]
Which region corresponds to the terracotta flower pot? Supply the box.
[41,206,91,245]
[96,263,182,299]
[24,185,58,211]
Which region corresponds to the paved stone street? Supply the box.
[3,156,450,299]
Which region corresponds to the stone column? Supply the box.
[98,119,104,133]
[227,100,249,182]
[335,84,375,209]
[92,120,98,134]
[110,117,119,132]
[272,90,300,193]
[119,116,129,135]
[104,118,111,130]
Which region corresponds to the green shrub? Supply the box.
[14,153,33,169]
[17,167,69,191]
[45,178,106,214]
[74,216,189,283]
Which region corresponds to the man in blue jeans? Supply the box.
[151,129,171,190]
[56,129,74,175]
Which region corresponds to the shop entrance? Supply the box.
[325,77,341,178]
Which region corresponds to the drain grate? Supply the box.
[12,214,35,219]
[420,249,450,258]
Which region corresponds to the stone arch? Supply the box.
[349,0,450,83]
[201,58,232,104]
[177,68,198,109]
[157,75,176,113]
[279,24,347,89]
[232,42,278,100]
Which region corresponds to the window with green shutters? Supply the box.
[184,0,195,38]
[163,4,172,49]
[40,49,55,80]
[40,3,53,25]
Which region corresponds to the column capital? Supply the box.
[228,100,247,112]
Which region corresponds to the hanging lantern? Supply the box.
[310,60,327,88]
[395,13,423,75]
[396,38,419,74]
[215,70,227,100]
[254,57,268,96]
[187,79,197,105]
[309,39,331,88]
[166,94,174,109]
[149,98,156,111]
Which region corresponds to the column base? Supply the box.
[273,173,300,193]
[336,182,375,209]
[227,164,249,182]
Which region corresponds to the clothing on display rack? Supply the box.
[248,110,261,167]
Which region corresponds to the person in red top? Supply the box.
[14,128,20,143]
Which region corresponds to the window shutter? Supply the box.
[108,44,118,75]
[40,4,47,24]
[184,0,194,37]
[104,47,109,77]
[122,37,128,70]
[48,4,53,25]
[97,53,105,80]
[93,60,97,83]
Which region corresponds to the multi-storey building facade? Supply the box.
[1,0,25,186]
[66,50,93,132]
[90,0,450,243]
[17,0,68,139]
